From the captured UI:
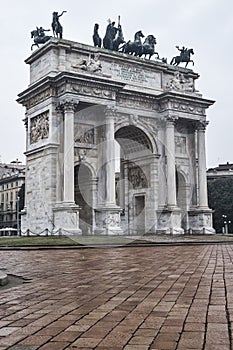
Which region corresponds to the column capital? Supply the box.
[162,115,179,125]
[105,105,117,119]
[23,117,28,131]
[196,120,209,131]
[58,99,79,113]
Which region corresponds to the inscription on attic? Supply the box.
[109,62,161,88]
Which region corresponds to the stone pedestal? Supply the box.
[95,207,123,235]
[53,202,82,235]
[188,209,215,234]
[157,207,184,235]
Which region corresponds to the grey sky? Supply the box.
[0,0,232,167]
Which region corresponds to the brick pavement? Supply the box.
[0,244,233,349]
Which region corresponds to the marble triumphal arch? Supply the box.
[18,38,215,235]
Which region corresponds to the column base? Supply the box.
[52,202,82,235]
[95,206,124,235]
[157,207,184,235]
[188,208,215,234]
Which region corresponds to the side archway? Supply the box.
[176,169,190,232]
[74,163,94,234]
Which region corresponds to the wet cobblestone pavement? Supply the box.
[0,244,233,349]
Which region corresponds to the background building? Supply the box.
[0,160,25,235]
[207,162,233,180]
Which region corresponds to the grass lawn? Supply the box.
[0,234,233,247]
[0,235,137,247]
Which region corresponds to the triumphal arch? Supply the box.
[18,38,215,235]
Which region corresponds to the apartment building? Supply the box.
[0,160,25,234]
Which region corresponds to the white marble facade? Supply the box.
[17,38,215,235]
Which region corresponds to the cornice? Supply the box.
[17,72,126,109]
[156,91,215,117]
[156,91,215,108]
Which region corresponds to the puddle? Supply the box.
[0,274,32,290]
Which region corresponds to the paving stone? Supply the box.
[0,327,20,336]
[39,342,70,350]
[8,346,39,350]
[0,245,233,349]
[71,337,101,347]
[18,335,52,346]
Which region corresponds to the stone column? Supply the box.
[188,120,215,234]
[165,116,178,208]
[157,115,183,234]
[197,121,209,208]
[62,100,78,203]
[95,106,123,235]
[105,106,116,206]
[55,105,64,202]
[52,99,81,235]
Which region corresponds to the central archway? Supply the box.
[115,125,157,234]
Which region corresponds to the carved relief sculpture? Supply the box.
[128,166,148,189]
[175,136,186,154]
[72,53,102,74]
[166,72,194,93]
[30,111,49,144]
[75,124,94,144]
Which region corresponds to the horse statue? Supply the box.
[31,27,51,50]
[139,34,159,59]
[170,47,194,68]
[113,23,125,51]
[93,23,102,48]
[103,20,118,50]
[51,10,67,39]
[121,30,144,56]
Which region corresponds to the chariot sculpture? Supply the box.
[30,11,195,69]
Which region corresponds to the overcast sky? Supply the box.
[0,0,232,167]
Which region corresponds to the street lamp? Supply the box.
[222,215,231,234]
[16,194,20,236]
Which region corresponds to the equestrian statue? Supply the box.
[170,46,194,68]
[51,10,67,39]
[31,27,51,50]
